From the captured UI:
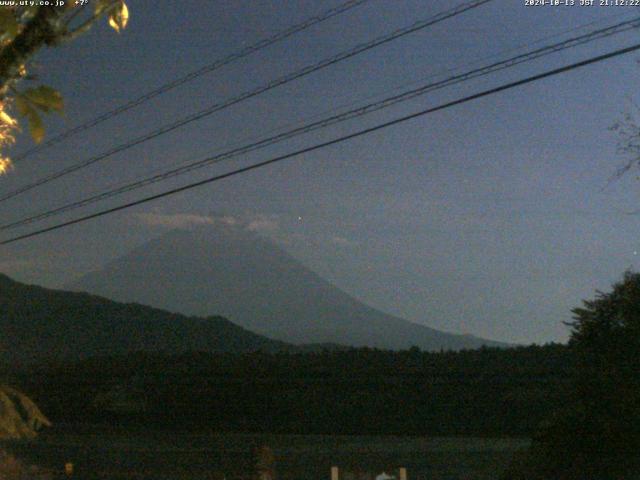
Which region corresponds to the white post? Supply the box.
[331,466,339,480]
[398,467,407,480]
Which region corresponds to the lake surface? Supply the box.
[3,428,529,480]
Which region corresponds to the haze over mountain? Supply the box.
[0,273,290,363]
[68,221,505,350]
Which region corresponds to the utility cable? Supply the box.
[0,0,492,203]
[2,41,639,245]
[3,16,639,231]
[10,0,372,163]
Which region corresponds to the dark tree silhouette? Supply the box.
[504,272,640,480]
[568,271,640,454]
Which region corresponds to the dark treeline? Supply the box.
[9,344,570,437]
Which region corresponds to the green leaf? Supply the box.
[16,96,45,144]
[15,95,30,117]
[108,1,128,33]
[0,10,19,40]
[25,109,45,144]
[22,86,64,113]
[14,86,64,144]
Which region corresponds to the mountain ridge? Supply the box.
[0,272,295,363]
[68,222,506,350]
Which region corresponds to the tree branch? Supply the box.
[0,7,64,97]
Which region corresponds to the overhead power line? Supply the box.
[2,41,639,246]
[3,16,639,231]
[0,0,492,204]
[11,0,371,163]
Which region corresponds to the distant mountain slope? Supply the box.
[68,223,506,351]
[0,274,290,363]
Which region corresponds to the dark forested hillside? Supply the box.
[0,273,290,363]
[13,345,571,437]
[0,271,571,437]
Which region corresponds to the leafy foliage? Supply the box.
[14,86,63,144]
[105,1,129,33]
[0,98,17,173]
[0,2,129,167]
[503,272,640,479]
[570,272,640,425]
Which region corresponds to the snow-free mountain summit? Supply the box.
[69,221,504,350]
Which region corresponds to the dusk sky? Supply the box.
[2,0,640,344]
